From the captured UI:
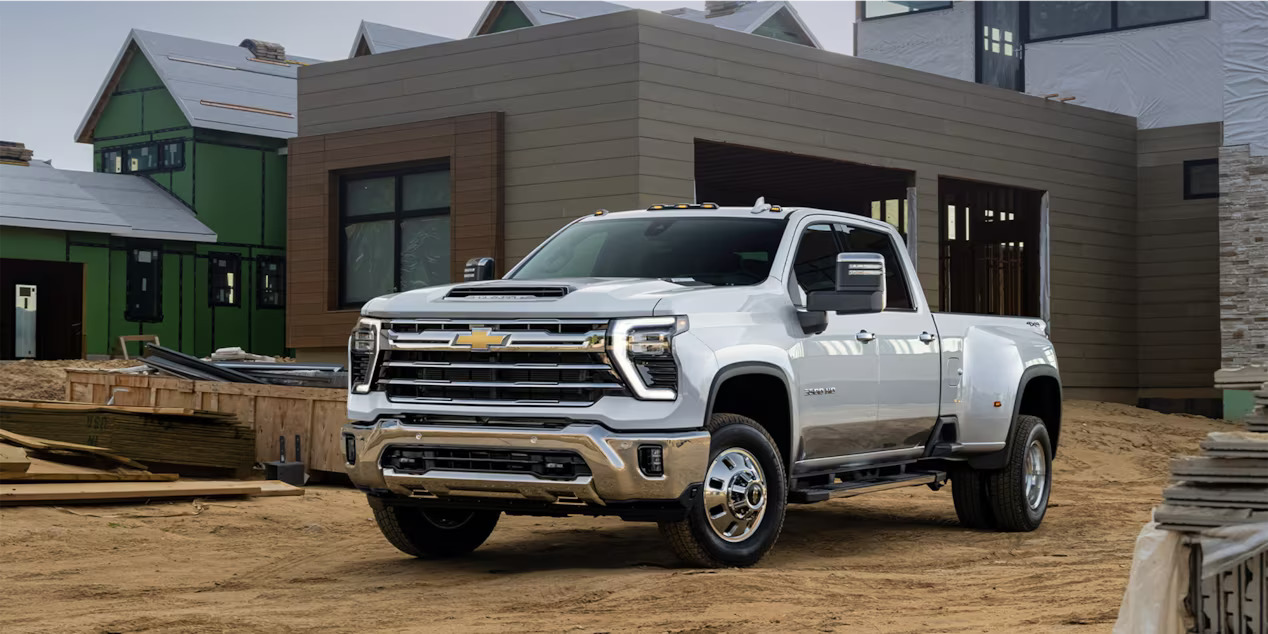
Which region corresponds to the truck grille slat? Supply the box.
[381,445,592,480]
[374,320,625,406]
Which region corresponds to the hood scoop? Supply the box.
[445,284,572,300]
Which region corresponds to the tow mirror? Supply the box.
[463,257,496,282]
[806,252,887,315]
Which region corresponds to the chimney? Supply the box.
[0,141,33,166]
[240,38,286,62]
[706,1,753,17]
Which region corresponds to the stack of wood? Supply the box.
[0,141,34,165]
[1246,386,1268,433]
[0,400,255,477]
[1155,429,1268,531]
[1,428,301,505]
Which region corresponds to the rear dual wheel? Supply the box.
[952,414,1052,532]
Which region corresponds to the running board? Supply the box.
[788,471,947,504]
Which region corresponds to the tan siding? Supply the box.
[1135,123,1221,393]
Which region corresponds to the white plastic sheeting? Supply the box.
[1026,18,1222,129]
[1114,522,1189,634]
[855,2,974,83]
[1221,2,1268,156]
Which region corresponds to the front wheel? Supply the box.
[368,496,500,558]
[659,413,787,568]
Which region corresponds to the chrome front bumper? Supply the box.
[342,420,711,505]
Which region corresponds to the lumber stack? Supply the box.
[0,400,255,477]
[1246,387,1268,433]
[1156,429,1268,531]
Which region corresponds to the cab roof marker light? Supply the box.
[594,209,608,216]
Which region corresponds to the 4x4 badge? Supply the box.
[454,328,509,350]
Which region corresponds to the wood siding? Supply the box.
[294,10,1150,393]
[286,113,503,349]
[1136,123,1221,395]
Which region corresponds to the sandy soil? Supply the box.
[0,359,141,401]
[0,401,1226,633]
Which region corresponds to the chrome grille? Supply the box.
[374,319,624,406]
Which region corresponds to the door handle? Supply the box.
[919,331,936,344]
[856,330,876,343]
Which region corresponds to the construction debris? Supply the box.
[0,399,255,477]
[1,479,302,505]
[140,343,347,389]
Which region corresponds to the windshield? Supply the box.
[510,216,788,286]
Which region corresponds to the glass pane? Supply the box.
[401,170,451,211]
[161,142,183,167]
[343,220,396,304]
[1118,1,1206,28]
[1028,1,1111,40]
[126,145,158,172]
[842,227,914,310]
[1187,161,1219,197]
[345,177,395,217]
[792,224,839,294]
[863,1,952,19]
[399,215,451,290]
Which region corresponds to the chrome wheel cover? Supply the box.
[1024,439,1048,510]
[702,448,768,543]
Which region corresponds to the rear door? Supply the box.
[841,223,942,450]
[787,221,880,461]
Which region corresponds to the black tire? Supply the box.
[658,413,787,568]
[367,496,500,558]
[984,415,1052,532]
[951,466,997,529]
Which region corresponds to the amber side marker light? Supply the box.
[994,401,1003,408]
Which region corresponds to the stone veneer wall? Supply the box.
[1219,145,1268,368]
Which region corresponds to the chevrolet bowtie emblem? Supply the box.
[454,328,508,350]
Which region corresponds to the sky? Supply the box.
[0,1,855,172]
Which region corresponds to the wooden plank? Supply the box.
[0,429,147,469]
[0,399,232,420]
[0,480,269,505]
[0,443,29,472]
[0,457,178,482]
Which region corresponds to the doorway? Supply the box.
[977,1,1024,91]
[0,259,84,360]
[938,178,1042,317]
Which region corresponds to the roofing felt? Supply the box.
[77,29,323,142]
[0,163,216,243]
[351,21,453,57]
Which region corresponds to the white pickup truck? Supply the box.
[342,201,1061,567]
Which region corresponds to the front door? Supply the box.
[841,224,942,450]
[788,221,880,461]
[978,1,1023,91]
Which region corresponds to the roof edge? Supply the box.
[74,31,139,144]
[349,20,374,57]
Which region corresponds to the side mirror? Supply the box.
[806,252,886,315]
[463,257,496,282]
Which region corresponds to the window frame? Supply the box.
[1183,158,1219,200]
[785,217,919,313]
[124,247,163,322]
[97,139,188,175]
[159,141,185,170]
[1025,1,1208,44]
[837,222,918,312]
[860,1,953,21]
[337,162,452,309]
[208,252,242,308]
[256,254,286,309]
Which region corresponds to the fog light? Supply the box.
[344,434,356,465]
[638,445,664,477]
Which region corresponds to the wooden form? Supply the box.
[66,371,348,474]
[0,479,303,505]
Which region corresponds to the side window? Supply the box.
[792,223,840,294]
[841,226,915,310]
[101,149,123,174]
[125,248,162,322]
[257,255,285,309]
[209,252,242,307]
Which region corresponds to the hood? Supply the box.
[360,278,712,319]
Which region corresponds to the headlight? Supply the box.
[609,316,688,400]
[349,317,381,394]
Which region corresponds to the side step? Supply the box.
[788,471,947,504]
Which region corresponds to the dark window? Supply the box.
[126,145,159,173]
[340,165,451,306]
[125,248,162,322]
[160,141,184,169]
[257,255,285,308]
[862,1,952,20]
[841,225,914,310]
[791,224,841,294]
[209,252,241,307]
[1184,159,1219,199]
[1028,1,1207,42]
[510,217,787,286]
[101,149,123,174]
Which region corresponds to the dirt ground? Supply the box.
[0,359,140,401]
[0,400,1225,633]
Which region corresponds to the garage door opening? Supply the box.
[0,259,84,360]
[694,141,915,236]
[939,178,1043,317]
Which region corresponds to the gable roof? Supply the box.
[76,29,322,143]
[667,2,820,48]
[0,163,216,243]
[470,1,630,36]
[350,21,453,57]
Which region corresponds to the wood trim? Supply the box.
[286,113,504,350]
